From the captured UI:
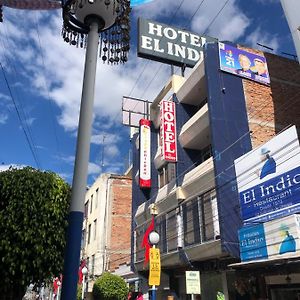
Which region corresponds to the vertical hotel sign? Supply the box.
[160,100,177,162]
[139,119,151,188]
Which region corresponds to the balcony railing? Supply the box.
[135,189,219,264]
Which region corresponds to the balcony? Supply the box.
[176,58,207,106]
[178,103,210,150]
[134,187,222,270]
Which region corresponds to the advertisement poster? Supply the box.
[239,214,300,262]
[139,119,151,188]
[219,42,270,85]
[234,126,300,223]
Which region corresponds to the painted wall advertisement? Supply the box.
[234,125,300,223]
[239,214,300,261]
[139,119,151,188]
[160,100,177,162]
[218,42,270,85]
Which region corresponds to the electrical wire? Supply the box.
[0,62,41,169]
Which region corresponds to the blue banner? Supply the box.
[240,166,300,223]
[239,224,268,261]
[219,42,270,85]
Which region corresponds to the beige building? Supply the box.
[81,173,132,298]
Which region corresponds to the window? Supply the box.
[84,200,89,218]
[91,255,95,276]
[81,229,86,249]
[158,163,176,188]
[95,188,99,208]
[88,224,91,244]
[166,210,177,251]
[90,194,93,214]
[201,145,212,162]
[94,219,97,240]
[182,199,201,246]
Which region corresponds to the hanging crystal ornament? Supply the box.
[61,0,131,65]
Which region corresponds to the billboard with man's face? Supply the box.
[219,42,270,85]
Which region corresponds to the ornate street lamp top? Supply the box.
[62,0,131,64]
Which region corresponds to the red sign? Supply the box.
[139,119,151,188]
[160,100,177,162]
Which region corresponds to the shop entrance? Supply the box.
[269,286,300,300]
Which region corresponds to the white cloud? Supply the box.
[245,28,280,52]
[0,113,9,124]
[0,164,26,171]
[88,162,101,175]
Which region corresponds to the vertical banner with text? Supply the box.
[160,100,177,162]
[149,248,161,286]
[139,119,151,188]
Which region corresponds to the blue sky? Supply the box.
[0,0,297,185]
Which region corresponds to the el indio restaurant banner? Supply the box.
[139,119,151,188]
[138,18,216,67]
[239,214,300,262]
[219,42,270,85]
[160,100,177,162]
[234,125,300,224]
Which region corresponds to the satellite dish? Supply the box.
[131,0,154,7]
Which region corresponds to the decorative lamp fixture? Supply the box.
[61,0,131,64]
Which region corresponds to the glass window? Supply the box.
[95,188,99,208]
[88,224,91,244]
[84,200,89,218]
[81,229,86,249]
[166,210,177,252]
[90,194,93,214]
[94,219,97,240]
[91,254,95,276]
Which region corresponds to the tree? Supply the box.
[0,167,71,299]
[93,272,129,300]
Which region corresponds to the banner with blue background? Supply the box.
[219,42,270,85]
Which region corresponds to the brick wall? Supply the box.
[109,176,132,271]
[239,46,300,148]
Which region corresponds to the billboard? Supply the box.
[138,18,216,68]
[160,100,177,162]
[234,125,300,223]
[139,119,151,188]
[239,214,300,262]
[219,42,270,85]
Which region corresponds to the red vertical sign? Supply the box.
[160,100,177,162]
[139,119,151,188]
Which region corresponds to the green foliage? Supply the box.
[93,272,129,300]
[0,167,71,299]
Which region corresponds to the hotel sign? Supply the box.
[234,126,300,223]
[138,18,216,67]
[139,119,151,188]
[160,100,177,162]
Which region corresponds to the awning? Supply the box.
[229,253,300,269]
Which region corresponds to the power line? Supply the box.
[0,62,41,169]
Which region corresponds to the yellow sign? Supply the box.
[148,248,161,286]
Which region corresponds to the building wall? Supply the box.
[83,173,132,293]
[109,177,132,271]
[242,51,300,148]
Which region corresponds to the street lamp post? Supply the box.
[149,231,160,300]
[59,0,131,299]
[81,266,88,300]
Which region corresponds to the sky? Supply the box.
[0,0,297,185]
